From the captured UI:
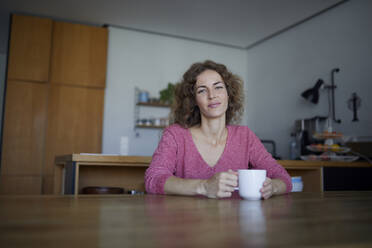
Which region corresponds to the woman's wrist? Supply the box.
[196,179,207,196]
[272,179,286,195]
[272,180,279,195]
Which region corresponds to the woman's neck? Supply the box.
[197,116,227,145]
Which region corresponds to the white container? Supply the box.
[120,136,129,155]
[238,169,267,200]
[291,176,303,192]
[138,91,149,103]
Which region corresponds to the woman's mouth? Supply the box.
[208,103,221,108]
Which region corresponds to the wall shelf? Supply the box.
[134,88,171,137]
[136,102,171,108]
[135,124,167,129]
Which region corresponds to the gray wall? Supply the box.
[0,53,7,132]
[245,0,372,158]
[0,10,9,134]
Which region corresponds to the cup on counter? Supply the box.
[237,169,266,200]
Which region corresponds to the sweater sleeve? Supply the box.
[145,128,178,194]
[248,130,292,193]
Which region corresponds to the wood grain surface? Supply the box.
[7,15,52,82]
[50,21,107,88]
[55,154,152,165]
[0,192,371,247]
[43,85,104,193]
[0,81,48,194]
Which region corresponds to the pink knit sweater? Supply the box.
[145,124,292,194]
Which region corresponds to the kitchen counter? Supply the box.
[55,154,371,168]
[278,159,371,168]
[54,154,371,195]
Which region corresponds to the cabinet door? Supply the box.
[50,21,108,88]
[7,15,52,82]
[0,81,48,194]
[43,84,104,193]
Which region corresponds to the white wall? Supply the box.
[102,27,247,155]
[245,0,372,159]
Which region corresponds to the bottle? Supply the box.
[290,133,299,160]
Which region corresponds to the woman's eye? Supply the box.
[216,86,224,90]
[197,89,206,94]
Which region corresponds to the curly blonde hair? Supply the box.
[170,60,244,128]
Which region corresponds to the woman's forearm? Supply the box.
[164,176,206,196]
[164,170,238,198]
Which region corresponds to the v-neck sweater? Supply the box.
[145,124,292,194]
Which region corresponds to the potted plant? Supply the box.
[159,83,175,105]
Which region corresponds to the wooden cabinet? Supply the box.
[7,15,52,82]
[50,21,107,87]
[0,80,48,194]
[43,85,104,193]
[0,14,107,194]
[279,160,372,192]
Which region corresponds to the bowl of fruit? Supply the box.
[307,144,350,153]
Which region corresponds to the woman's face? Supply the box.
[194,69,228,121]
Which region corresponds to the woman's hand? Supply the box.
[260,177,280,199]
[201,169,238,198]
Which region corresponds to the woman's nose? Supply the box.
[208,90,216,99]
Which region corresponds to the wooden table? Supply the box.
[54,154,152,195]
[55,154,371,195]
[1,192,372,247]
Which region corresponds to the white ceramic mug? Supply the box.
[237,169,267,200]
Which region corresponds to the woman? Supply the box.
[145,60,292,199]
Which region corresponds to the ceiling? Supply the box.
[0,0,346,53]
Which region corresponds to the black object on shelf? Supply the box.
[261,140,281,160]
[299,129,311,156]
